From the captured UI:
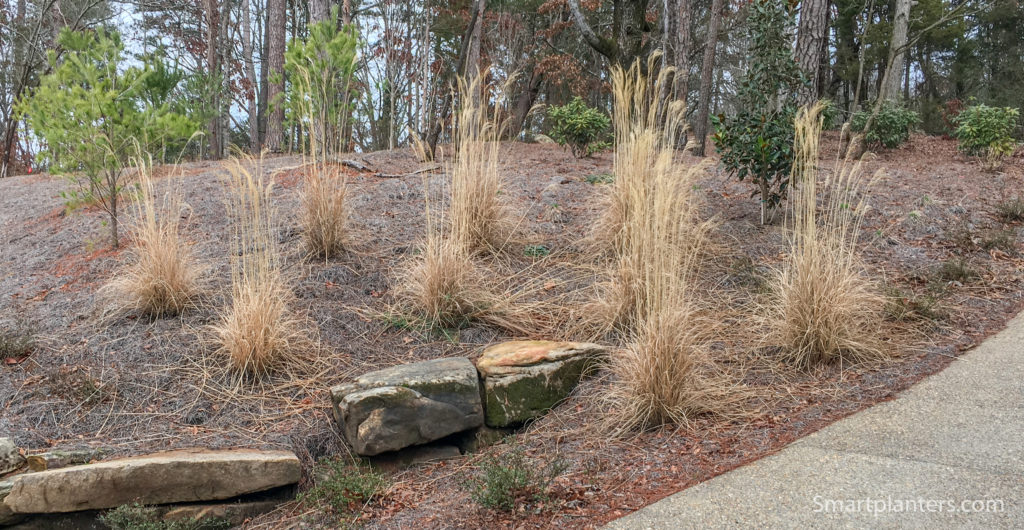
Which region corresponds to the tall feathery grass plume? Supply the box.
[448,73,512,254]
[392,73,559,335]
[766,102,887,367]
[301,158,350,259]
[100,150,201,318]
[285,22,357,259]
[594,55,712,330]
[598,58,741,434]
[212,156,306,376]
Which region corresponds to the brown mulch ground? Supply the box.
[0,134,1021,528]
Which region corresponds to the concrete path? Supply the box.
[606,311,1024,529]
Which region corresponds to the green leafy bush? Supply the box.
[470,440,566,512]
[952,103,1019,163]
[18,28,197,248]
[547,97,611,158]
[850,103,919,149]
[100,503,229,530]
[712,0,805,223]
[820,99,841,130]
[300,457,387,515]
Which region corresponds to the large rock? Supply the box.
[2,449,300,514]
[1,480,21,526]
[331,357,484,456]
[0,438,25,475]
[476,341,606,427]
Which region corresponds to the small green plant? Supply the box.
[585,172,615,185]
[18,28,197,248]
[523,244,551,257]
[979,228,1018,253]
[952,104,1019,167]
[0,317,35,360]
[547,97,611,158]
[934,257,977,283]
[301,457,387,516]
[884,287,947,322]
[850,103,919,149]
[469,440,566,512]
[100,502,230,530]
[996,197,1024,223]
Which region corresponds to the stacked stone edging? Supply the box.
[331,341,607,456]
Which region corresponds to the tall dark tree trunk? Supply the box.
[241,0,260,151]
[2,0,29,177]
[265,0,287,152]
[509,68,544,139]
[204,0,222,159]
[674,0,693,104]
[693,0,725,156]
[882,0,911,101]
[567,0,652,70]
[310,0,329,24]
[795,0,829,105]
[424,0,482,160]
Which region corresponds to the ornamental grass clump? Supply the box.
[212,157,305,375]
[598,57,738,433]
[766,103,887,367]
[101,152,200,318]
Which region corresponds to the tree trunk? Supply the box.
[425,0,482,160]
[692,0,724,156]
[241,0,260,151]
[467,0,485,80]
[204,0,221,159]
[882,0,911,101]
[509,68,544,139]
[567,0,651,70]
[795,0,829,105]
[674,0,692,103]
[310,0,329,24]
[265,0,287,152]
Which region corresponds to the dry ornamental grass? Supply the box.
[597,57,743,433]
[766,102,888,367]
[100,153,200,318]
[212,157,307,376]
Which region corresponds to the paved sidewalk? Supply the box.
[606,312,1024,529]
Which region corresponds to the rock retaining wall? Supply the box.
[330,341,606,456]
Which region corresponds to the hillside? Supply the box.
[1,136,1022,528]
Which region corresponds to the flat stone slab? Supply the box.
[331,357,484,456]
[476,341,605,427]
[2,448,300,514]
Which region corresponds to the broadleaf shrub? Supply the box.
[820,99,841,130]
[952,103,1019,164]
[712,0,806,223]
[547,97,611,158]
[850,103,918,149]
